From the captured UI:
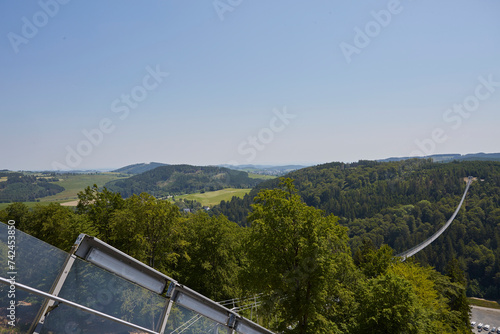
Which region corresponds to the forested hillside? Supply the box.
[0,172,64,203]
[213,159,500,299]
[112,162,168,174]
[0,180,472,333]
[105,164,262,198]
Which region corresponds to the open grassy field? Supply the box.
[469,298,500,310]
[176,188,252,207]
[0,172,129,210]
[248,173,277,180]
[42,172,128,202]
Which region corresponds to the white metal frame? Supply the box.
[0,232,275,334]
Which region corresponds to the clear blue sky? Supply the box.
[1,0,499,170]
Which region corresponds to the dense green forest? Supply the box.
[213,159,500,300]
[104,164,263,198]
[0,179,472,334]
[0,172,64,203]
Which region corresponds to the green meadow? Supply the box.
[176,188,252,207]
[0,172,128,210]
[42,173,128,202]
[248,173,277,180]
[468,298,500,310]
[0,171,265,210]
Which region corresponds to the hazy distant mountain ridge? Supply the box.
[112,162,168,174]
[105,164,262,198]
[379,152,500,163]
[220,164,308,176]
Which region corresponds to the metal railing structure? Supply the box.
[165,295,264,334]
[0,223,274,334]
[397,176,473,260]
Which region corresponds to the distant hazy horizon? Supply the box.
[4,151,500,173]
[2,1,499,171]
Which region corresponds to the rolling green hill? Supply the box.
[41,172,129,203]
[112,162,168,174]
[0,172,64,203]
[213,159,500,300]
[105,164,263,198]
[0,172,129,210]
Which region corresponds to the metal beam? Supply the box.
[0,276,159,334]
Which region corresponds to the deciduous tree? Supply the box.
[243,178,357,333]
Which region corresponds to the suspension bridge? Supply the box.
[396,176,473,260]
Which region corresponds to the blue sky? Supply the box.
[1,0,499,170]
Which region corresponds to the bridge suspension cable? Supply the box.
[396,176,473,261]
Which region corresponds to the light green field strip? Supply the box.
[468,298,500,310]
[247,173,277,180]
[176,188,252,207]
[0,173,129,210]
[41,172,128,203]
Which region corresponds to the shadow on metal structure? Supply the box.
[0,223,274,334]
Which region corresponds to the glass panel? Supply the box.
[0,221,273,333]
[0,222,67,330]
[165,302,229,334]
[40,303,149,334]
[0,288,46,332]
[57,257,167,332]
[0,221,67,291]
